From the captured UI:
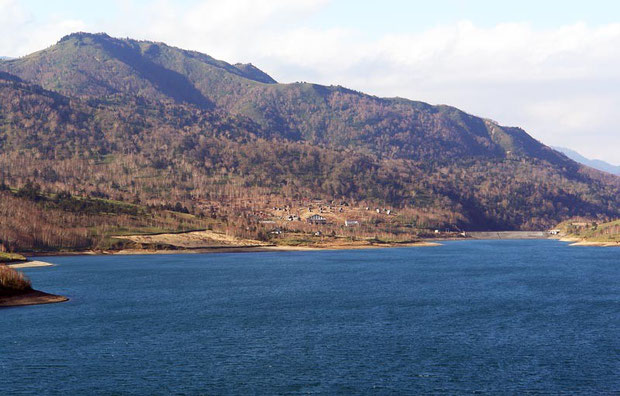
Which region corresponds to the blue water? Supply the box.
[1,240,618,394]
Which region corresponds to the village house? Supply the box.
[345,220,359,227]
[307,214,327,225]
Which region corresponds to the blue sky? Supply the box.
[2,0,620,163]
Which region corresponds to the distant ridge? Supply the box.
[553,147,620,175]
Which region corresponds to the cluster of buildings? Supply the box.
[255,199,401,236]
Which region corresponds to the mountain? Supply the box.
[553,147,620,176]
[0,32,572,163]
[0,33,276,110]
[0,32,619,251]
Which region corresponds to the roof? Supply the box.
[308,214,326,220]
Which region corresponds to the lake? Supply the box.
[1,240,618,394]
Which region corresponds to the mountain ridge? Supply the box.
[0,32,572,165]
[552,146,620,175]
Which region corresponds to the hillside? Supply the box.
[0,32,619,251]
[555,219,620,246]
[1,33,574,163]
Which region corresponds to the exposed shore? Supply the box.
[8,260,55,269]
[568,241,620,247]
[23,234,442,257]
[264,242,441,250]
[558,237,620,247]
[0,289,68,308]
[22,229,608,258]
[17,228,570,258]
[1,260,65,308]
[106,241,441,255]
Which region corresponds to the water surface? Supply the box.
[1,240,618,394]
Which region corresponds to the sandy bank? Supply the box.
[0,290,68,308]
[113,230,268,249]
[559,237,580,242]
[112,246,271,255]
[107,241,441,255]
[569,241,620,247]
[263,242,441,251]
[8,260,55,269]
[557,236,619,246]
[110,230,443,254]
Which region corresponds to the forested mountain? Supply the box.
[0,32,618,251]
[1,32,572,162]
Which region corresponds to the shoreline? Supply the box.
[20,231,617,259]
[22,241,441,258]
[0,289,68,308]
[558,237,619,247]
[568,241,620,247]
[16,230,560,258]
[8,260,55,269]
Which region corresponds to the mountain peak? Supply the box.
[59,31,111,42]
[233,62,277,84]
[0,32,276,109]
[55,32,277,84]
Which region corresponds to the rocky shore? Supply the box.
[0,289,68,308]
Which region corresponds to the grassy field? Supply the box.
[0,264,32,294]
[557,219,620,243]
[0,252,27,263]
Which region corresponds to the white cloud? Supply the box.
[0,0,86,56]
[123,0,330,61]
[1,0,619,163]
[258,21,620,164]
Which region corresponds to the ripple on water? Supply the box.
[0,240,618,394]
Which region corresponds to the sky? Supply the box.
[1,0,619,164]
